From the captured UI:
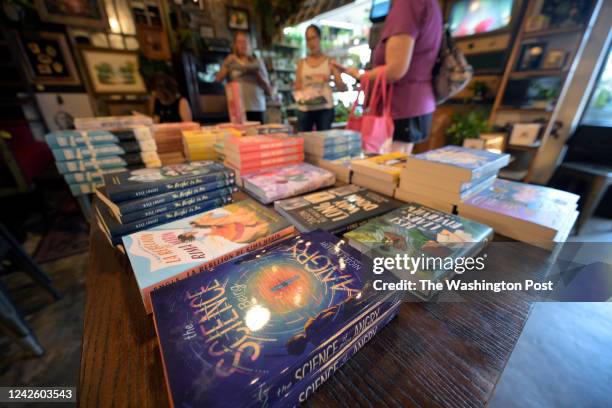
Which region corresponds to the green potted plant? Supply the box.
[470,81,490,101]
[446,111,490,146]
[532,83,559,110]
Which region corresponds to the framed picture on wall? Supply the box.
[80,48,147,94]
[18,31,81,86]
[136,25,171,60]
[517,42,547,71]
[227,7,250,31]
[34,0,107,28]
[34,93,95,131]
[542,49,569,70]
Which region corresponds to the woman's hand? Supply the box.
[331,61,362,80]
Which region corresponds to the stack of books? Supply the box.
[74,115,153,131]
[457,178,579,249]
[242,162,335,204]
[45,130,126,196]
[351,152,409,197]
[395,146,510,213]
[310,152,374,183]
[181,128,226,162]
[94,161,236,246]
[223,134,304,184]
[150,230,402,406]
[246,123,293,135]
[123,198,295,313]
[275,184,402,235]
[151,122,200,165]
[345,203,493,299]
[302,129,362,162]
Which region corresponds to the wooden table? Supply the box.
[80,211,555,407]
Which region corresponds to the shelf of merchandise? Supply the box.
[488,0,600,183]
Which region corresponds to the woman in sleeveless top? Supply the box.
[295,25,347,132]
[216,32,272,124]
[150,73,192,123]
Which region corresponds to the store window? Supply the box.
[581,44,612,127]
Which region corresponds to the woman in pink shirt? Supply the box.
[336,0,443,153]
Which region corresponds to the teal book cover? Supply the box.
[410,146,510,179]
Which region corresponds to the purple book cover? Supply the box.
[242,163,335,204]
[461,179,579,230]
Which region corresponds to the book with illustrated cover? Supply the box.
[457,179,579,241]
[242,163,335,204]
[224,135,303,153]
[45,130,118,148]
[300,129,361,146]
[56,157,127,174]
[275,185,402,235]
[344,203,493,299]
[351,172,397,197]
[103,161,232,202]
[304,141,362,159]
[96,176,235,217]
[225,153,305,174]
[150,230,400,407]
[351,152,409,183]
[224,146,304,165]
[123,199,294,313]
[404,146,510,182]
[51,144,125,161]
[398,174,497,203]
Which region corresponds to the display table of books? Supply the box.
[80,189,557,407]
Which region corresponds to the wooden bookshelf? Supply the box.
[488,0,602,183]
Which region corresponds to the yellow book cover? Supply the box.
[351,152,408,182]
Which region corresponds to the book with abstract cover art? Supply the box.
[457,179,579,240]
[405,146,510,182]
[242,163,335,204]
[351,152,409,183]
[344,203,493,299]
[123,199,294,313]
[103,161,232,202]
[275,185,402,235]
[150,230,400,407]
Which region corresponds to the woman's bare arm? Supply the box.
[179,98,193,122]
[294,59,303,91]
[330,58,348,91]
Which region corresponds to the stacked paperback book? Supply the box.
[275,184,402,235]
[74,115,153,131]
[302,129,362,162]
[151,122,200,165]
[223,134,304,183]
[245,123,293,135]
[457,178,579,249]
[345,203,493,299]
[45,128,159,196]
[150,230,402,406]
[396,146,510,213]
[351,152,409,197]
[182,128,226,162]
[123,198,294,313]
[242,163,335,204]
[95,161,236,247]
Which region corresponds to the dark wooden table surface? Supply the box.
[80,199,555,407]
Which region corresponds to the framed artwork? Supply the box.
[227,7,250,31]
[34,0,107,28]
[542,49,569,70]
[34,93,95,131]
[80,48,147,94]
[509,123,542,146]
[18,31,81,86]
[518,42,546,71]
[136,25,171,60]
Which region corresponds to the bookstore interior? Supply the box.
[1,0,612,406]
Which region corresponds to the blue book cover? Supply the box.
[407,146,510,181]
[111,177,236,216]
[120,186,237,223]
[103,161,232,202]
[52,144,125,162]
[64,170,105,184]
[56,157,127,174]
[150,230,398,407]
[302,130,361,146]
[45,130,117,148]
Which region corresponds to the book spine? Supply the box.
[263,301,401,408]
[120,187,236,223]
[108,170,233,202]
[229,146,303,163]
[141,225,296,313]
[52,145,124,161]
[110,196,231,237]
[118,177,235,214]
[234,138,304,154]
[56,158,126,174]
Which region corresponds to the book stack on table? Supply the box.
[182,128,227,162]
[457,178,579,250]
[94,161,236,247]
[151,122,200,165]
[45,129,158,196]
[351,152,409,197]
[395,146,510,213]
[148,230,402,406]
[74,115,153,130]
[242,162,336,204]
[245,123,293,135]
[223,134,304,185]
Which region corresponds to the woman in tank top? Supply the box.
[295,25,347,132]
[150,73,192,123]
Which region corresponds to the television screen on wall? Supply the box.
[449,0,515,37]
